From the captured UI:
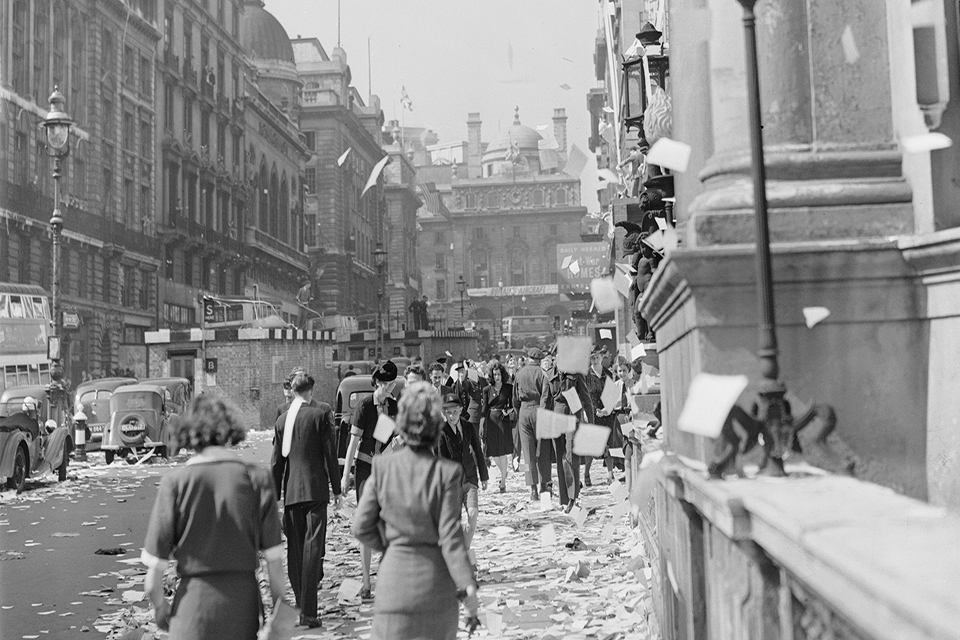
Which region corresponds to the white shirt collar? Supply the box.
[186,446,237,465]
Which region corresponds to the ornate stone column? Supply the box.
[680,0,914,246]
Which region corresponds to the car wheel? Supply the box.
[104,450,115,465]
[6,446,28,493]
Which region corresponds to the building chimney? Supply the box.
[467,112,482,179]
[552,108,568,156]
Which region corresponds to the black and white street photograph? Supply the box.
[1,0,959,639]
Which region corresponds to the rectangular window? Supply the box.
[124,45,136,87]
[435,253,445,270]
[232,3,240,38]
[472,227,485,240]
[303,131,315,151]
[103,98,115,140]
[124,178,136,225]
[304,168,316,193]
[217,119,226,159]
[140,55,152,99]
[74,157,86,198]
[513,226,521,237]
[164,83,175,130]
[434,231,445,245]
[200,110,210,147]
[11,2,27,93]
[183,97,194,140]
[140,186,151,228]
[549,224,558,236]
[233,132,242,166]
[103,168,114,215]
[103,29,116,84]
[140,119,152,158]
[123,110,136,152]
[436,280,446,300]
[14,133,28,185]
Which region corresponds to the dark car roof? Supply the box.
[0,385,49,403]
[113,384,165,395]
[336,375,406,395]
[75,378,138,394]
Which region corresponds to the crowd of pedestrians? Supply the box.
[140,344,655,640]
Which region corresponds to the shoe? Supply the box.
[584,475,592,487]
[512,458,520,472]
[499,484,506,494]
[299,616,322,628]
[530,487,539,501]
[564,501,576,514]
[359,587,374,603]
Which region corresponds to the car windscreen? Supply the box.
[112,392,161,412]
[349,391,372,410]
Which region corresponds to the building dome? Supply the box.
[241,1,295,64]
[482,110,542,163]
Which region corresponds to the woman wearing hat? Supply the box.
[341,360,400,601]
[352,382,480,640]
[585,347,621,486]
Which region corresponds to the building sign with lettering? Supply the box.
[556,242,612,293]
[466,284,559,297]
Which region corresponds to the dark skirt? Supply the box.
[169,572,262,640]
[485,415,515,458]
[373,544,460,640]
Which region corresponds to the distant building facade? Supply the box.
[416,109,589,338]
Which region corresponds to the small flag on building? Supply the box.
[401,86,413,111]
[337,147,352,167]
[419,182,441,213]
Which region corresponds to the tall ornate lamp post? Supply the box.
[42,87,74,387]
[457,274,467,320]
[708,1,846,479]
[497,280,504,345]
[373,242,388,362]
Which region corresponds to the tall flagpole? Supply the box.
[337,0,341,47]
[367,37,372,103]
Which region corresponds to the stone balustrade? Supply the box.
[643,460,960,639]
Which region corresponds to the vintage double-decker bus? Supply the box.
[0,283,51,393]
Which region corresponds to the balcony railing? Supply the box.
[245,226,306,265]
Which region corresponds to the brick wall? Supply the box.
[148,336,339,432]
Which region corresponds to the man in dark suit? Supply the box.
[272,372,342,628]
[438,392,488,553]
[428,362,454,397]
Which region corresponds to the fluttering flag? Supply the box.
[401,86,413,111]
[563,144,588,177]
[337,147,352,167]
[362,155,390,197]
[418,183,441,213]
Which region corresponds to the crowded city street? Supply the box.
[1,431,659,639]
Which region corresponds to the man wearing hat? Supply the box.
[512,347,553,502]
[339,360,400,601]
[438,391,488,553]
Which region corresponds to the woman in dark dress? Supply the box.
[480,362,515,492]
[585,347,621,485]
[352,382,480,640]
[142,396,286,640]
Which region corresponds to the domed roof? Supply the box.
[484,109,542,156]
[241,1,295,64]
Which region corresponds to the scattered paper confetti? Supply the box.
[677,373,750,438]
[590,277,620,313]
[901,132,952,154]
[646,137,692,172]
[337,147,352,167]
[841,25,860,64]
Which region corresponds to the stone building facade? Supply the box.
[416,109,589,338]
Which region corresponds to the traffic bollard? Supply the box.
[73,408,88,462]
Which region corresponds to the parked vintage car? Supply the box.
[101,384,174,464]
[0,385,74,492]
[74,377,138,450]
[139,377,191,416]
[332,375,405,475]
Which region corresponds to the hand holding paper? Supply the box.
[373,414,397,443]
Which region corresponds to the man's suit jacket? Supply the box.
[272,402,341,506]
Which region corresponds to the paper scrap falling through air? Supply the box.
[602,106,615,114]
[560,83,572,91]
[590,277,620,313]
[646,137,692,173]
[556,336,592,374]
[573,423,612,457]
[901,132,953,154]
[803,306,830,329]
[841,25,860,65]
[361,155,390,196]
[677,373,750,439]
[337,147,352,167]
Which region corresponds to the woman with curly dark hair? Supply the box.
[141,395,286,640]
[352,382,479,640]
[480,361,515,492]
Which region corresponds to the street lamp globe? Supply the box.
[44,87,73,156]
[373,242,387,268]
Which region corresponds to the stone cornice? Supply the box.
[899,227,960,280]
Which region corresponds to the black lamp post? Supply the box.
[373,242,387,362]
[709,1,846,479]
[497,280,504,345]
[457,274,467,319]
[42,87,74,387]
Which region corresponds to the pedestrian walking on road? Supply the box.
[481,362,515,492]
[584,347,619,486]
[271,371,343,628]
[512,347,552,501]
[542,354,595,512]
[438,392,488,552]
[340,360,401,601]
[142,396,286,640]
[352,382,480,640]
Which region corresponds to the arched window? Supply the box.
[485,191,499,209]
[555,188,567,205]
[532,189,544,206]
[270,167,279,237]
[12,2,28,93]
[258,163,268,230]
[34,2,49,100]
[465,193,476,209]
[279,174,289,244]
[70,10,85,121]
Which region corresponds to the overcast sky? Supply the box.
[266,0,602,210]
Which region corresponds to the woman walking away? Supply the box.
[481,362,515,492]
[142,396,286,640]
[352,382,480,640]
